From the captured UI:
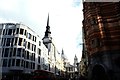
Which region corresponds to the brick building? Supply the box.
[82,2,120,80]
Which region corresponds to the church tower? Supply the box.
[74,54,78,71]
[42,14,52,49]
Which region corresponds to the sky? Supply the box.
[0,0,83,64]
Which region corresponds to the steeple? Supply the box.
[47,13,49,27]
[45,13,51,37]
[74,54,78,62]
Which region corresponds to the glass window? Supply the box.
[14,37,18,45]
[3,38,6,46]
[5,29,8,35]
[0,29,2,35]
[4,48,9,57]
[18,38,22,46]
[27,51,29,59]
[17,48,21,57]
[1,38,4,46]
[12,29,15,35]
[23,39,26,47]
[26,61,29,68]
[32,44,34,51]
[2,48,4,57]
[28,42,30,49]
[22,49,25,58]
[39,41,41,46]
[28,33,31,39]
[12,59,15,66]
[2,29,5,35]
[35,37,36,42]
[11,38,14,46]
[33,54,35,61]
[8,29,12,35]
[37,65,41,70]
[21,60,24,67]
[34,45,36,52]
[24,30,27,36]
[16,28,19,34]
[20,28,24,35]
[6,38,11,46]
[13,48,16,56]
[2,59,7,67]
[16,59,20,66]
[33,63,35,69]
[9,48,13,57]
[38,56,40,63]
[38,48,41,55]
[8,59,11,67]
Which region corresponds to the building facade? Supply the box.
[83,2,120,80]
[0,23,49,79]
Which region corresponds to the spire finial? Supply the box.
[47,13,49,26]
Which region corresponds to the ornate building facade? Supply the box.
[83,2,120,80]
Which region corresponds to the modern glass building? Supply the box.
[0,23,48,79]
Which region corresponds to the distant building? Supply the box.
[0,23,48,79]
[42,14,66,75]
[65,62,74,79]
[83,2,120,80]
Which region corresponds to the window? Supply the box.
[1,38,4,46]
[91,38,101,48]
[2,48,4,57]
[9,48,13,57]
[20,28,24,35]
[33,63,35,69]
[5,29,8,35]
[3,38,6,46]
[13,48,16,56]
[2,59,7,67]
[24,30,27,36]
[35,37,36,42]
[27,42,30,49]
[8,29,12,35]
[2,29,5,35]
[23,39,26,47]
[18,38,23,46]
[37,65,41,70]
[16,59,20,66]
[6,38,11,46]
[27,51,29,59]
[4,48,9,57]
[16,28,19,34]
[28,33,31,39]
[12,59,15,66]
[14,37,18,45]
[17,48,21,57]
[38,48,41,55]
[39,41,41,46]
[22,49,25,58]
[8,59,11,67]
[0,29,2,35]
[32,44,34,51]
[12,29,15,35]
[21,60,24,67]
[26,61,29,68]
[34,45,36,52]
[11,38,14,46]
[38,56,40,63]
[91,18,98,25]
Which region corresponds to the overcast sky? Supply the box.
[0,0,83,64]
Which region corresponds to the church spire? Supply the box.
[44,13,51,37]
[47,13,49,26]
